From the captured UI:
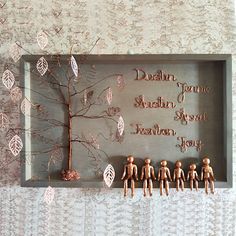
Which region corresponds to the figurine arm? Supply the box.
[158,169,161,181]
[210,167,215,181]
[140,166,144,180]
[195,171,200,181]
[151,166,156,180]
[173,169,176,181]
[134,165,138,180]
[200,167,204,181]
[167,168,172,182]
[187,171,190,181]
[121,165,127,180]
[181,170,186,181]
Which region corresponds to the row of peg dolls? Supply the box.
[121,155,215,197]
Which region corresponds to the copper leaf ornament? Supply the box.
[37,31,48,50]
[0,113,9,131]
[9,43,22,62]
[36,57,48,76]
[10,87,22,103]
[103,164,115,187]
[9,134,23,157]
[117,115,124,136]
[71,56,78,77]
[2,69,15,90]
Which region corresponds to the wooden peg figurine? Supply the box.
[201,156,215,194]
[158,160,172,196]
[140,158,156,197]
[121,155,138,197]
[173,160,185,191]
[187,164,199,191]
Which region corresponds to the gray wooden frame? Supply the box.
[20,54,232,188]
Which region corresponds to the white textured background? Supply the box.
[1,0,236,235]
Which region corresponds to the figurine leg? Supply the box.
[165,180,169,196]
[148,179,153,196]
[210,180,215,194]
[195,180,198,191]
[124,179,128,197]
[190,179,193,191]
[204,179,209,194]
[160,180,163,196]
[143,179,147,197]
[180,179,184,191]
[131,179,135,197]
[176,179,179,191]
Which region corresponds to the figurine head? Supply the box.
[175,160,182,168]
[145,158,151,164]
[127,155,134,163]
[202,157,210,165]
[190,164,196,170]
[160,160,167,167]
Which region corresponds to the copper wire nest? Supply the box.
[61,169,80,181]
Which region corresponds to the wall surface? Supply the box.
[0,0,236,235]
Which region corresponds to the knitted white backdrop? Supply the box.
[0,0,236,235]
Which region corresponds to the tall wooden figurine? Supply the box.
[121,155,138,197]
[173,160,185,191]
[158,160,172,196]
[201,156,215,194]
[187,164,199,191]
[140,158,156,197]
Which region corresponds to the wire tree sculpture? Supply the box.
[1,33,125,184]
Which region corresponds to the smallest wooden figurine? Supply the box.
[158,160,172,196]
[201,156,215,194]
[187,164,199,191]
[173,160,185,191]
[121,155,138,197]
[140,158,156,197]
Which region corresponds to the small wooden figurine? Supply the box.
[158,160,172,196]
[173,160,185,191]
[140,158,156,197]
[121,155,138,197]
[187,164,199,191]
[201,156,215,194]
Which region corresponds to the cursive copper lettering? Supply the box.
[177,82,210,103]
[134,68,176,81]
[174,108,207,125]
[134,95,176,109]
[131,123,176,136]
[176,137,203,152]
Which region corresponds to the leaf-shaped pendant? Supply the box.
[9,43,22,62]
[71,56,78,77]
[37,31,48,50]
[2,69,15,90]
[106,87,112,105]
[103,164,115,188]
[0,113,9,131]
[36,57,48,76]
[117,115,124,136]
[10,87,22,103]
[9,134,23,156]
[44,186,55,205]
[21,98,31,116]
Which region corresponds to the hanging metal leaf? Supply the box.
[36,57,48,76]
[103,164,115,187]
[9,43,22,62]
[71,56,78,77]
[37,31,48,50]
[44,186,55,205]
[0,113,9,131]
[106,87,112,105]
[10,86,22,103]
[116,75,125,90]
[117,115,124,136]
[21,98,31,116]
[2,69,15,90]
[9,134,23,156]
